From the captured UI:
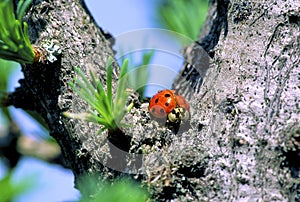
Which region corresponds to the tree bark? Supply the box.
[172,0,300,201]
[7,0,299,201]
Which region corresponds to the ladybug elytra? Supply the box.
[148,89,190,123]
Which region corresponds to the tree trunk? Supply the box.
[171,0,299,201]
[7,0,299,201]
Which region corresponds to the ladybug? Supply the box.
[148,89,190,123]
[148,89,177,119]
[174,93,190,112]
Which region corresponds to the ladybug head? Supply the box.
[167,107,190,123]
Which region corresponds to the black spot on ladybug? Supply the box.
[151,108,156,113]
[165,102,169,107]
[160,109,165,114]
[155,98,159,103]
[164,93,171,97]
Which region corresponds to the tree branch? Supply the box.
[7,0,119,183]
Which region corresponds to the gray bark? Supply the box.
[171,0,300,201]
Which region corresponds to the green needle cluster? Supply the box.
[66,57,130,133]
[0,0,34,64]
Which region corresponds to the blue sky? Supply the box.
[85,0,157,34]
[0,1,189,201]
[85,0,188,96]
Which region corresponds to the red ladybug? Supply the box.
[148,89,177,119]
[174,92,190,112]
[148,89,190,122]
